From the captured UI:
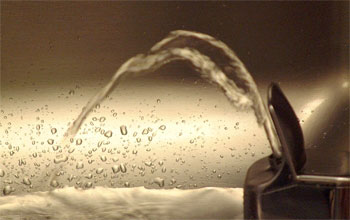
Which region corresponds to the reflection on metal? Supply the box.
[296,175,350,185]
[244,83,349,219]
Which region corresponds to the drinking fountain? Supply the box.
[244,83,350,219]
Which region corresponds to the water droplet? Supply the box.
[50,180,59,188]
[170,178,177,185]
[136,138,141,143]
[120,125,127,135]
[96,168,104,174]
[68,89,75,95]
[0,169,5,177]
[161,167,167,173]
[47,139,54,145]
[156,99,161,104]
[148,136,153,141]
[36,124,40,130]
[113,113,117,117]
[67,174,74,182]
[23,177,31,185]
[104,130,112,138]
[3,185,14,195]
[153,177,165,187]
[142,129,149,135]
[51,128,57,134]
[119,163,127,173]
[124,182,130,187]
[100,155,107,162]
[76,138,82,145]
[112,165,120,173]
[159,125,166,130]
[54,155,68,164]
[85,182,92,188]
[99,117,106,122]
[52,145,60,151]
[76,162,84,169]
[144,161,153,167]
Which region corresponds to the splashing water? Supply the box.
[0,186,243,220]
[50,30,280,184]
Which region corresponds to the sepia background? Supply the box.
[0,1,348,194]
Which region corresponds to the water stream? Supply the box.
[51,30,280,183]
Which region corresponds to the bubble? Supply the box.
[76,138,83,145]
[136,138,141,143]
[113,113,117,117]
[23,177,31,185]
[76,162,84,169]
[124,182,130,187]
[156,99,161,104]
[120,125,128,135]
[104,130,113,138]
[47,139,54,145]
[99,117,106,122]
[68,89,75,95]
[36,124,40,130]
[159,125,166,130]
[51,128,57,134]
[153,177,165,187]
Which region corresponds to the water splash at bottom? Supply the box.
[0,187,243,220]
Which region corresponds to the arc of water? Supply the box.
[51,30,282,187]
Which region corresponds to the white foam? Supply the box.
[0,187,243,220]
